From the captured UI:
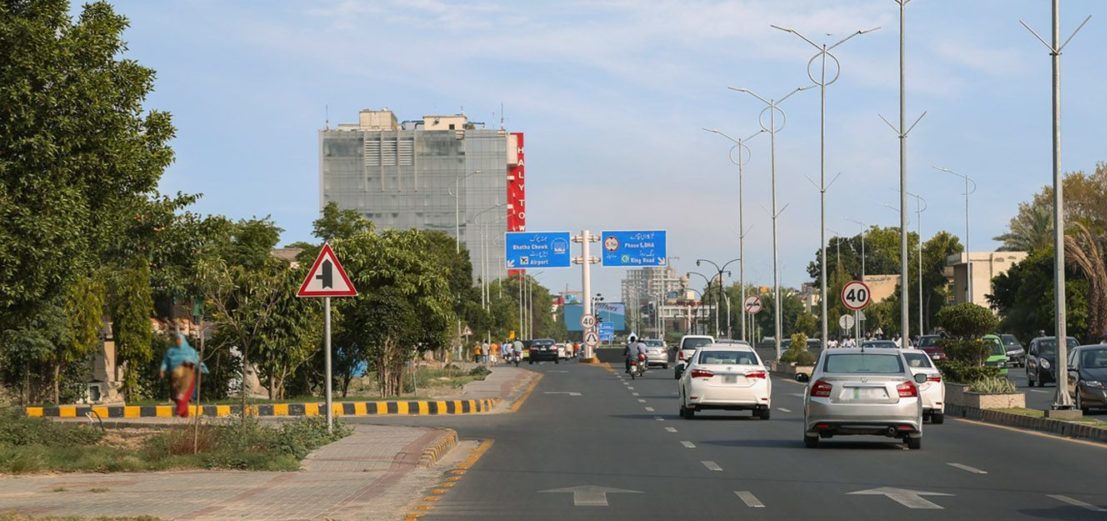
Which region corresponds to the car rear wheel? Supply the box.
[906,436,922,450]
[803,434,819,448]
[663,364,669,369]
[931,412,944,424]
[1077,392,1088,414]
[757,408,771,420]
[1026,371,1034,387]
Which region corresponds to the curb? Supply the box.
[949,404,1107,444]
[418,429,459,467]
[25,399,499,419]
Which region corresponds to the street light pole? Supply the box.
[932,166,975,304]
[772,23,877,351]
[450,170,481,254]
[730,85,813,359]
[703,128,764,343]
[908,193,927,335]
[695,259,740,338]
[1020,2,1089,411]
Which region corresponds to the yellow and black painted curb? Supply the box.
[406,439,495,520]
[25,399,498,419]
[419,429,459,467]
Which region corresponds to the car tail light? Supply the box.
[678,351,685,360]
[811,379,833,397]
[746,370,767,379]
[690,369,714,379]
[815,423,831,430]
[897,381,918,398]
[927,375,942,383]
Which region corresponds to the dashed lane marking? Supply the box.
[735,491,765,508]
[947,463,987,474]
[680,441,695,448]
[777,408,792,413]
[654,416,665,421]
[702,461,723,472]
[644,406,655,412]
[631,392,640,396]
[665,427,678,433]
[1048,495,1106,512]
[638,399,647,403]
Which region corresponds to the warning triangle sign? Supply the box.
[297,243,357,298]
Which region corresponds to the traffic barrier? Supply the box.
[24,399,498,419]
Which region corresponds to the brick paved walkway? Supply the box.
[0,425,450,521]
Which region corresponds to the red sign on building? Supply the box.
[507,132,526,276]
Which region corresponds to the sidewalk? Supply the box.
[1,367,542,520]
[0,424,454,520]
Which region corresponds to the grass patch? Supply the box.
[0,409,351,474]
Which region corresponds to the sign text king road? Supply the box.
[600,230,667,267]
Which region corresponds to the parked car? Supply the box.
[642,338,669,368]
[901,349,945,424]
[556,343,568,360]
[527,338,559,364]
[982,334,1009,376]
[801,348,926,450]
[1026,336,1079,387]
[917,334,947,361]
[674,335,714,379]
[1066,345,1107,414]
[1000,334,1026,367]
[678,343,771,419]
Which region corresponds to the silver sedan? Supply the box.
[801,348,927,450]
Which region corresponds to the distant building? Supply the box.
[946,251,1028,306]
[319,108,525,284]
[864,274,902,304]
[620,266,686,334]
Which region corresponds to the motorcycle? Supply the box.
[511,351,521,367]
[636,353,648,378]
[629,358,638,380]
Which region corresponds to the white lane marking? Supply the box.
[735,491,765,508]
[1030,389,1050,394]
[681,441,696,449]
[701,461,723,472]
[644,406,655,412]
[788,393,804,398]
[543,392,582,396]
[627,386,635,390]
[631,392,640,396]
[848,487,951,510]
[654,416,665,421]
[637,399,647,403]
[665,427,678,433]
[1049,495,1107,512]
[947,462,987,474]
[540,485,642,507]
[777,408,792,413]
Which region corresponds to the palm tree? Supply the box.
[1065,221,1107,340]
[994,201,1053,252]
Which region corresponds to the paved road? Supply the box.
[1008,368,1066,410]
[359,362,1107,520]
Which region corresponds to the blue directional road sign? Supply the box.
[600,230,667,267]
[505,231,572,269]
[598,322,615,341]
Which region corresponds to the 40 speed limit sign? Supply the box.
[840,280,872,311]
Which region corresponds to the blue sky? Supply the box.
[102,0,1107,300]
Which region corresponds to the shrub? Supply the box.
[969,376,1017,394]
[779,333,815,366]
[936,303,999,339]
[938,338,991,366]
[0,409,103,446]
[468,366,491,377]
[936,360,1001,384]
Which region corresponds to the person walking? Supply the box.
[159,332,207,418]
[481,341,490,364]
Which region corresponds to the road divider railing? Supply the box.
[25,399,499,419]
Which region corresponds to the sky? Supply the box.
[99,0,1107,301]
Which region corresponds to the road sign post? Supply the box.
[841,280,871,345]
[297,244,357,433]
[743,296,762,315]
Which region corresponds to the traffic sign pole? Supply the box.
[582,230,593,360]
[324,296,333,433]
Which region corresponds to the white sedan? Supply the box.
[901,348,945,424]
[678,343,772,419]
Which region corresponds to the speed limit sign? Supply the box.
[840,280,872,311]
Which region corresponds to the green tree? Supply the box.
[754,291,806,341]
[254,265,322,400]
[988,249,1090,342]
[109,258,155,400]
[936,303,999,339]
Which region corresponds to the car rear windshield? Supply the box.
[697,350,759,365]
[902,352,934,369]
[918,335,940,347]
[682,338,713,350]
[645,340,665,347]
[823,354,904,374]
[531,339,555,347]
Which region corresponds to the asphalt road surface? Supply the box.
[357,362,1107,520]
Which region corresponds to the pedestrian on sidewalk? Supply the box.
[481,341,490,364]
[472,342,482,362]
[159,332,208,418]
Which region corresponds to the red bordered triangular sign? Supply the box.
[297,243,357,297]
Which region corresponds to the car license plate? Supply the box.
[723,375,738,384]
[844,387,887,400]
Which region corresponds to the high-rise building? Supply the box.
[621,266,687,334]
[319,109,525,284]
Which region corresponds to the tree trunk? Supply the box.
[52,363,61,404]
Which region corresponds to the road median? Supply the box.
[25,399,498,419]
[949,404,1107,444]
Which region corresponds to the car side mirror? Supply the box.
[914,373,928,384]
[794,373,809,383]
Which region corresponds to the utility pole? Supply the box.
[1021,1,1090,411]
[573,230,600,360]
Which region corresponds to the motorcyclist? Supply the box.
[624,335,645,374]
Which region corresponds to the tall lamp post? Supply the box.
[703,128,764,343]
[1020,1,1090,411]
[932,166,975,304]
[730,84,813,359]
[908,192,927,335]
[468,203,507,311]
[695,258,740,338]
[448,170,481,253]
[848,219,868,340]
[772,23,878,351]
